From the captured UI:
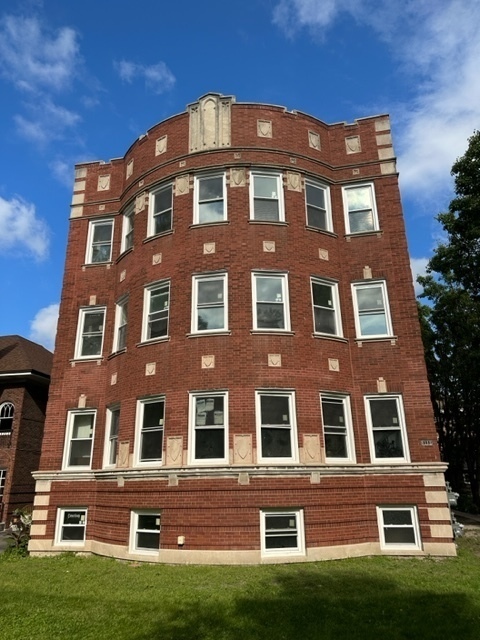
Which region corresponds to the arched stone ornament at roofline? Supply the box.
[188,93,234,153]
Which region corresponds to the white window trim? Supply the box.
[0,402,14,434]
[85,218,114,264]
[62,410,96,470]
[193,173,227,225]
[103,405,120,468]
[55,507,88,546]
[121,204,135,253]
[311,278,343,337]
[249,170,285,222]
[377,506,421,550]
[112,296,128,353]
[305,179,332,232]
[352,280,393,339]
[148,183,173,237]
[255,390,298,464]
[342,183,379,234]
[320,393,356,464]
[134,397,165,467]
[129,510,161,555]
[365,394,410,463]
[0,469,6,502]
[260,509,305,557]
[74,306,106,360]
[191,273,228,334]
[252,272,291,332]
[141,281,170,343]
[188,391,229,465]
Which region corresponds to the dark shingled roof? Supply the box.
[0,335,53,378]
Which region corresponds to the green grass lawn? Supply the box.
[2,532,480,640]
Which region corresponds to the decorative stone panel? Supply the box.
[78,394,87,408]
[135,193,147,213]
[89,295,96,305]
[202,355,215,369]
[117,441,130,468]
[155,135,167,156]
[328,359,339,372]
[308,131,321,150]
[126,159,134,179]
[263,241,275,253]
[145,363,156,376]
[303,434,321,463]
[97,175,110,191]
[167,436,183,467]
[345,136,361,154]
[257,120,272,138]
[230,167,246,187]
[175,175,190,196]
[286,171,302,191]
[152,253,162,265]
[377,377,387,393]
[204,243,215,255]
[268,354,281,367]
[111,373,117,385]
[319,249,329,261]
[363,266,372,279]
[188,93,233,153]
[234,434,252,464]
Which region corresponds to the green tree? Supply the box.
[419,131,480,506]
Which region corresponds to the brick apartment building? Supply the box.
[29,94,454,562]
[0,335,52,529]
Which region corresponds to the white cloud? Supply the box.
[49,158,73,188]
[0,14,80,93]
[14,98,81,145]
[0,195,50,260]
[29,303,59,352]
[410,257,429,296]
[273,0,480,201]
[114,59,175,94]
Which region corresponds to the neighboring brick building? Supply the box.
[0,335,52,529]
[29,94,454,562]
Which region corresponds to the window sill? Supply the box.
[250,330,295,336]
[186,331,231,338]
[312,333,348,343]
[344,230,383,240]
[305,226,337,238]
[107,349,127,360]
[143,229,174,243]
[355,336,397,346]
[81,262,113,269]
[136,337,170,348]
[69,357,104,364]
[248,220,288,226]
[189,221,230,229]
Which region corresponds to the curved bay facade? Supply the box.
[30,94,455,563]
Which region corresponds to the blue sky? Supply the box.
[1,0,479,350]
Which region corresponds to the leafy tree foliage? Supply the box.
[419,131,480,506]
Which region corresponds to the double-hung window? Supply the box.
[63,410,96,469]
[0,402,14,434]
[194,174,226,224]
[0,469,6,503]
[75,307,106,359]
[366,395,409,462]
[121,204,134,253]
[352,281,393,338]
[377,506,421,550]
[86,219,113,263]
[192,273,227,333]
[113,297,128,352]
[143,282,170,341]
[130,511,160,553]
[149,184,173,235]
[189,391,228,464]
[250,171,284,222]
[56,508,87,545]
[320,394,355,462]
[342,184,378,234]
[252,273,290,331]
[135,398,165,465]
[260,509,305,557]
[305,180,331,231]
[103,406,120,467]
[256,391,298,463]
[311,278,342,336]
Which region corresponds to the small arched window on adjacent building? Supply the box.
[0,402,14,434]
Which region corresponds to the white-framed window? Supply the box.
[149,183,173,236]
[62,410,96,470]
[130,510,160,554]
[255,391,298,463]
[260,509,305,557]
[55,508,87,545]
[352,281,393,338]
[252,273,290,331]
[142,281,170,341]
[113,297,128,352]
[189,391,228,465]
[103,406,120,468]
[191,273,227,333]
[0,469,6,502]
[250,171,284,222]
[85,219,114,263]
[305,180,331,231]
[134,398,165,466]
[311,278,342,336]
[121,204,135,253]
[74,307,106,359]
[342,183,378,234]
[365,395,409,463]
[377,506,421,550]
[0,402,14,434]
[320,394,355,463]
[194,174,226,224]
